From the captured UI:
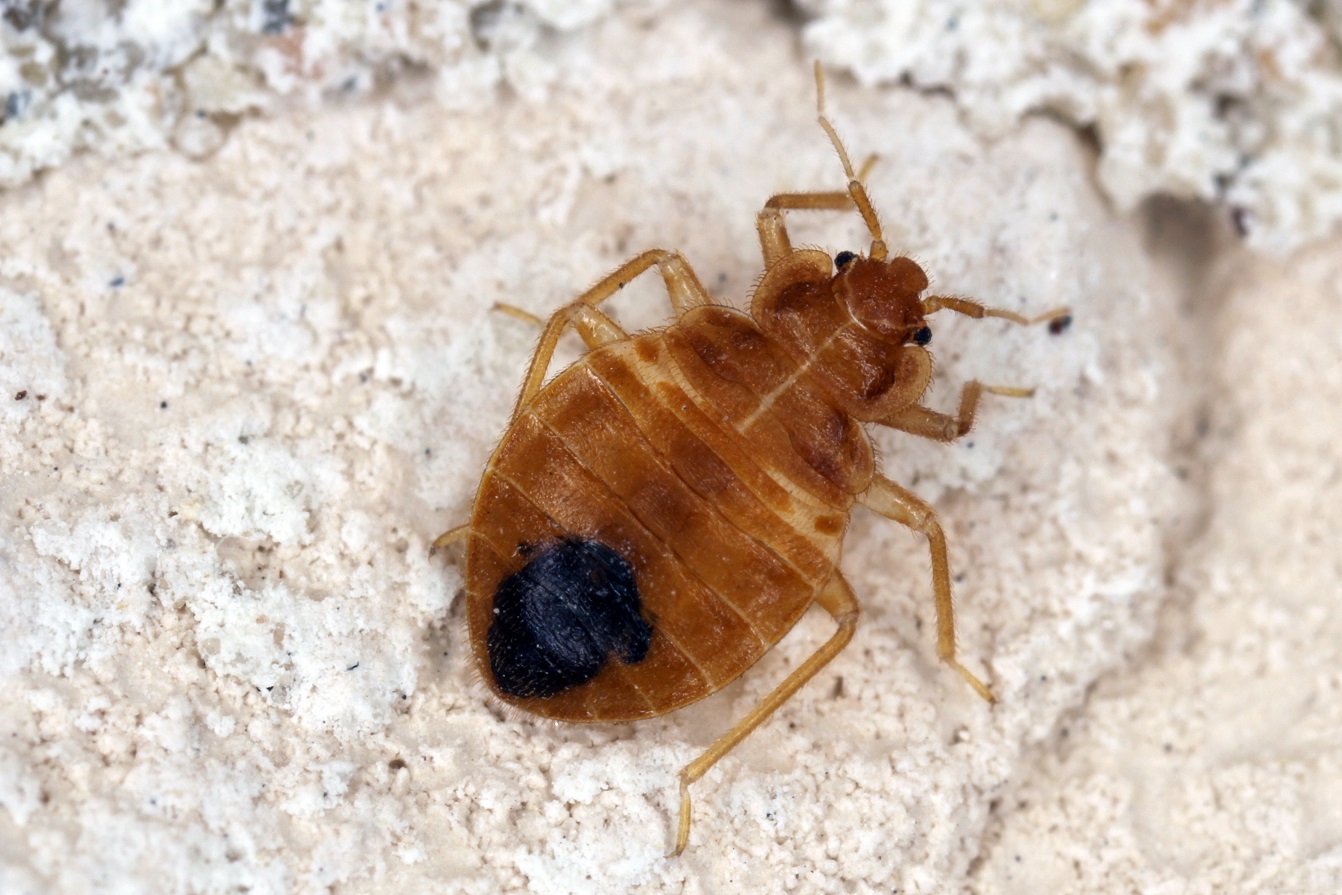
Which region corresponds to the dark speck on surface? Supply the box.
[4,90,29,122]
[1231,206,1250,237]
[261,0,292,34]
[2,4,39,30]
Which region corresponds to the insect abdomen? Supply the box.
[466,318,858,721]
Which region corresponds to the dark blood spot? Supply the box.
[1048,314,1073,335]
[14,390,26,400]
[488,538,652,698]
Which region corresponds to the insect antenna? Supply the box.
[814,61,888,262]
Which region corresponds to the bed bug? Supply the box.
[434,63,1067,856]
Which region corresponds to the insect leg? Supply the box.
[495,302,624,351]
[756,156,876,268]
[922,294,1071,327]
[880,381,1035,443]
[579,248,712,318]
[671,573,860,856]
[431,525,471,551]
[505,250,713,421]
[507,304,628,421]
[860,476,995,704]
[757,193,848,268]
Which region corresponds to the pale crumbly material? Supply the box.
[4,1,1341,256]
[801,0,1342,255]
[0,0,647,182]
[0,1,1333,893]
[974,240,1342,895]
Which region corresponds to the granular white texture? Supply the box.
[800,0,1342,254]
[973,238,1342,895]
[5,0,1340,258]
[0,0,642,182]
[1,0,1327,892]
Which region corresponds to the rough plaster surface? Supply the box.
[801,0,1342,255]
[0,1,1334,893]
[0,0,650,183]
[975,242,1342,895]
[4,1,1340,254]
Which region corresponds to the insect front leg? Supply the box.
[671,573,860,857]
[880,381,1035,443]
[756,192,851,268]
[860,476,995,704]
[882,295,1066,441]
[755,155,876,269]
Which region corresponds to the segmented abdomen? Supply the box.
[466,306,866,721]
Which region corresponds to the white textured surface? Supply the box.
[4,1,1342,256]
[800,0,1342,254]
[0,0,642,181]
[0,1,1334,893]
[976,241,1342,895]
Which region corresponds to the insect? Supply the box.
[435,63,1067,855]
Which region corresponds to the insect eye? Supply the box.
[834,251,857,270]
[913,326,932,346]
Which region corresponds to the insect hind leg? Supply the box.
[671,573,860,856]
